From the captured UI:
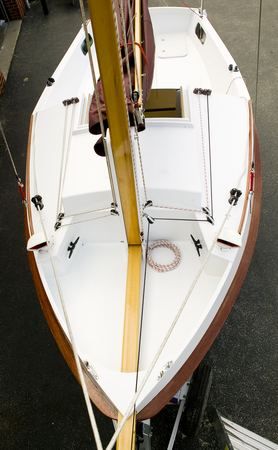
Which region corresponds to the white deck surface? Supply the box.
[29,7,253,415]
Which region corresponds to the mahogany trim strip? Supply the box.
[25,115,34,236]
[238,100,254,234]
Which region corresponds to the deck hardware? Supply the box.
[132,90,145,131]
[195,23,206,44]
[132,90,140,103]
[228,64,239,72]
[190,234,203,257]
[143,213,155,224]
[67,236,80,259]
[202,207,214,225]
[31,195,44,211]
[62,97,80,106]
[193,88,212,96]
[81,33,93,55]
[110,208,119,216]
[144,200,153,208]
[84,360,99,380]
[229,188,242,206]
[46,77,55,86]
[54,213,64,231]
[134,106,145,132]
[54,221,61,231]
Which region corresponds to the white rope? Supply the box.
[197,94,210,209]
[111,0,146,234]
[126,0,141,106]
[118,0,148,207]
[31,112,103,450]
[60,213,111,228]
[150,204,203,214]
[79,0,117,206]
[106,168,247,450]
[147,240,181,272]
[57,102,77,217]
[56,104,69,218]
[120,0,147,209]
[64,206,112,219]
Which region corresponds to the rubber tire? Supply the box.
[180,363,213,438]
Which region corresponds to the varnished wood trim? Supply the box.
[88,0,141,245]
[116,244,142,450]
[25,115,34,236]
[121,245,142,372]
[238,100,254,234]
[24,212,118,419]
[116,414,136,450]
[137,127,261,420]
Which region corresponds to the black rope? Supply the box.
[130,220,151,450]
[255,0,263,119]
[206,95,214,219]
[130,221,150,450]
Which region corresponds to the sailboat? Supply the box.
[25,1,261,448]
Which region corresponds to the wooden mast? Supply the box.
[87,1,142,448]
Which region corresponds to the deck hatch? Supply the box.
[144,88,183,118]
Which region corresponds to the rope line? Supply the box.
[56,104,70,218]
[197,94,210,210]
[79,0,117,206]
[206,95,214,218]
[106,167,247,450]
[31,112,103,450]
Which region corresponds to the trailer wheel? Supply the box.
[181,363,213,437]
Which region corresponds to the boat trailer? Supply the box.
[130,363,278,450]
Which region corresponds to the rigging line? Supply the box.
[106,167,247,450]
[126,0,142,106]
[30,116,103,448]
[255,0,263,120]
[64,206,111,218]
[56,104,69,218]
[118,0,148,207]
[35,210,103,450]
[154,218,208,222]
[58,102,77,216]
[60,213,111,228]
[119,0,133,97]
[0,121,20,181]
[79,0,117,206]
[112,0,145,233]
[206,95,214,219]
[150,204,203,213]
[197,94,210,210]
[130,220,151,449]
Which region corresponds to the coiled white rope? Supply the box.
[147,240,181,272]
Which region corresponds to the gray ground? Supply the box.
[0,1,277,449]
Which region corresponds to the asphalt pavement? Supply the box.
[0,1,277,449]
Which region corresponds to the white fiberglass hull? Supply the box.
[26,7,261,419]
